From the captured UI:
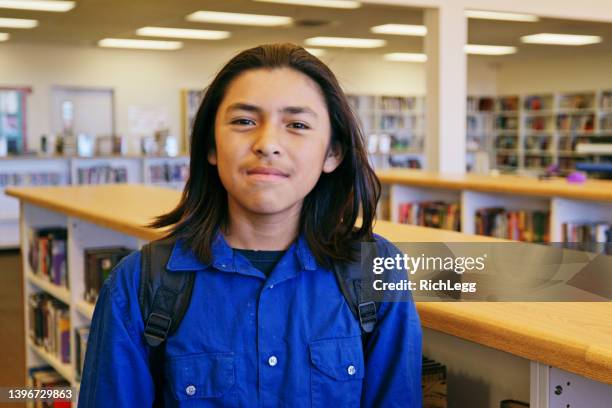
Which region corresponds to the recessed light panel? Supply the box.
[520,33,602,46]
[371,24,427,37]
[136,27,230,40]
[305,36,386,48]
[98,38,183,50]
[186,11,292,27]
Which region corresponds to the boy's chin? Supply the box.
[243,198,302,217]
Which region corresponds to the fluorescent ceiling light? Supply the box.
[304,47,326,57]
[254,0,360,9]
[371,24,427,36]
[186,11,292,27]
[0,32,8,41]
[384,53,427,62]
[465,10,539,22]
[305,36,386,48]
[465,44,517,55]
[0,0,75,12]
[136,27,230,40]
[98,38,183,50]
[0,17,38,28]
[520,33,602,46]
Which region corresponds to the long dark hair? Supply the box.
[150,43,380,268]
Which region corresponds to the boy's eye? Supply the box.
[231,118,255,126]
[288,122,310,130]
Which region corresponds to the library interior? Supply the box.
[1,0,611,407]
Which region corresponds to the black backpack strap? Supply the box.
[139,237,195,408]
[332,240,380,336]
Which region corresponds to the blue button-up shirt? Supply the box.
[78,233,422,407]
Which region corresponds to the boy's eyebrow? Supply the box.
[226,102,318,117]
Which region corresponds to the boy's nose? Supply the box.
[253,122,281,157]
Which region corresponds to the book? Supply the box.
[398,201,461,232]
[84,247,133,303]
[476,208,550,242]
[28,227,68,288]
[28,293,70,364]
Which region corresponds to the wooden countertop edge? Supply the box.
[417,303,612,385]
[6,187,165,241]
[377,173,612,202]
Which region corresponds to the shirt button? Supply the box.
[347,365,356,376]
[269,284,274,289]
[268,355,278,367]
[185,385,196,396]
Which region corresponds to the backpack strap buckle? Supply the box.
[358,301,377,333]
[144,312,172,347]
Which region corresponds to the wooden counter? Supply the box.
[6,184,612,385]
[377,169,612,202]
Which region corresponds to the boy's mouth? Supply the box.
[246,166,290,180]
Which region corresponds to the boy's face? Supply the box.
[211,68,342,218]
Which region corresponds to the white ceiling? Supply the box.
[0,0,611,61]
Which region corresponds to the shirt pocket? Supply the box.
[166,351,237,407]
[309,336,364,408]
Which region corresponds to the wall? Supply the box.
[496,53,612,95]
[0,42,496,153]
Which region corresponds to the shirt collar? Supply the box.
[166,231,317,273]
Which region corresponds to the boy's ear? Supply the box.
[322,141,344,173]
[207,149,218,166]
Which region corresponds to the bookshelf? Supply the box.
[379,169,612,243]
[20,199,146,391]
[180,88,204,155]
[142,156,189,190]
[70,156,142,185]
[0,157,70,248]
[7,184,612,407]
[0,155,188,248]
[347,93,426,170]
[466,96,495,172]
[470,89,612,174]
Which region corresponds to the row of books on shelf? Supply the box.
[556,114,595,132]
[599,114,612,130]
[562,222,612,243]
[397,201,461,231]
[380,96,420,111]
[148,162,189,183]
[558,94,594,110]
[28,293,70,364]
[84,247,133,303]
[388,157,422,168]
[28,366,71,408]
[28,227,68,288]
[524,155,553,168]
[0,172,64,188]
[475,208,550,242]
[76,165,128,184]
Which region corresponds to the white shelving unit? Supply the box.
[0,155,188,248]
[387,177,612,242]
[71,156,142,185]
[471,89,612,174]
[21,202,146,390]
[142,156,189,191]
[347,93,426,170]
[0,157,70,248]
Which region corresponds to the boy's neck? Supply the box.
[223,197,301,251]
